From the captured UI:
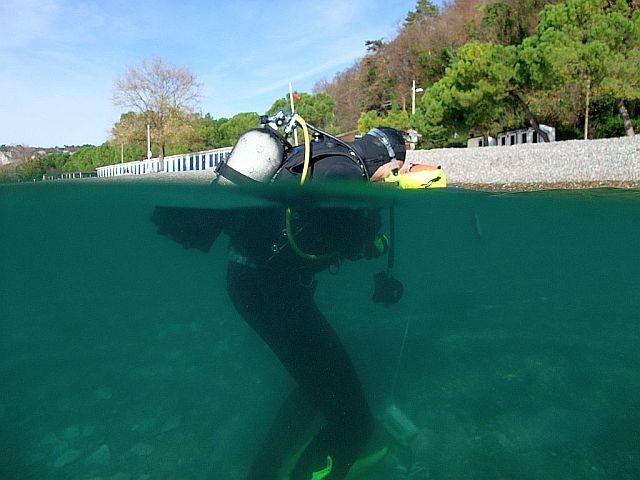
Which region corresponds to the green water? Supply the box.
[1,181,639,480]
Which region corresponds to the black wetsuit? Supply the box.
[225,144,380,479]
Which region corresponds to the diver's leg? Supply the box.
[227,263,374,479]
[227,264,320,480]
[245,387,318,480]
[285,303,375,480]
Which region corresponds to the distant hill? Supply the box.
[0,145,86,165]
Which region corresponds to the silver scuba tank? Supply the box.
[214,128,285,186]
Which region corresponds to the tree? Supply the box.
[413,76,461,147]
[357,110,410,133]
[11,145,36,164]
[197,113,226,149]
[360,39,398,114]
[216,113,261,147]
[314,64,364,133]
[405,0,439,26]
[597,0,640,135]
[16,157,46,181]
[41,152,70,172]
[113,57,202,170]
[267,92,338,132]
[413,42,548,145]
[521,0,640,138]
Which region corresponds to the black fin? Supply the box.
[151,206,226,253]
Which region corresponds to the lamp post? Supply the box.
[146,124,152,161]
[411,80,424,115]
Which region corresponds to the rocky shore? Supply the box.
[95,135,640,192]
[407,134,640,191]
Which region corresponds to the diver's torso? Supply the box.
[225,144,378,274]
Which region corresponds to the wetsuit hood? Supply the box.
[352,127,406,178]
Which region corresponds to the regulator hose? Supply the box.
[285,113,337,261]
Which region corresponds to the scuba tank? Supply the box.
[214,128,287,186]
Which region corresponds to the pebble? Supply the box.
[407,135,640,185]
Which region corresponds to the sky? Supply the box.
[0,0,419,147]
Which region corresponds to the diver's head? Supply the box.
[353,127,407,181]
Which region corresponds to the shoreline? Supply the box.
[450,180,640,192]
[35,135,640,193]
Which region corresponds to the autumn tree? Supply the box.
[314,64,363,133]
[112,57,202,170]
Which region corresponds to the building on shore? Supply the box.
[468,125,555,148]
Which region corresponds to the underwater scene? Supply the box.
[1,181,639,480]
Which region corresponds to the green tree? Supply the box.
[414,42,548,145]
[597,0,640,135]
[197,113,227,148]
[267,92,338,132]
[41,152,70,172]
[405,0,439,26]
[16,158,46,181]
[413,76,459,147]
[521,0,640,138]
[217,113,261,147]
[480,1,525,45]
[357,109,410,133]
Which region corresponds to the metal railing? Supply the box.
[96,147,232,178]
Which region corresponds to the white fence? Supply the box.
[96,147,232,178]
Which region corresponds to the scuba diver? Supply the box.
[151,114,441,479]
[218,119,407,480]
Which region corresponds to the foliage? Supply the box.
[411,42,525,146]
[215,113,261,147]
[112,57,202,163]
[405,0,439,26]
[357,110,410,133]
[16,158,47,181]
[521,0,640,136]
[267,92,338,133]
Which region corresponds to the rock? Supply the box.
[160,415,182,433]
[110,473,131,480]
[129,443,154,456]
[63,424,81,440]
[53,448,82,468]
[85,444,111,466]
[95,385,113,400]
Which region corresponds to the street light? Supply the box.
[411,80,424,115]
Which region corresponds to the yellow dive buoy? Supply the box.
[384,163,447,189]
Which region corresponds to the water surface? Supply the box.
[1,181,639,479]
